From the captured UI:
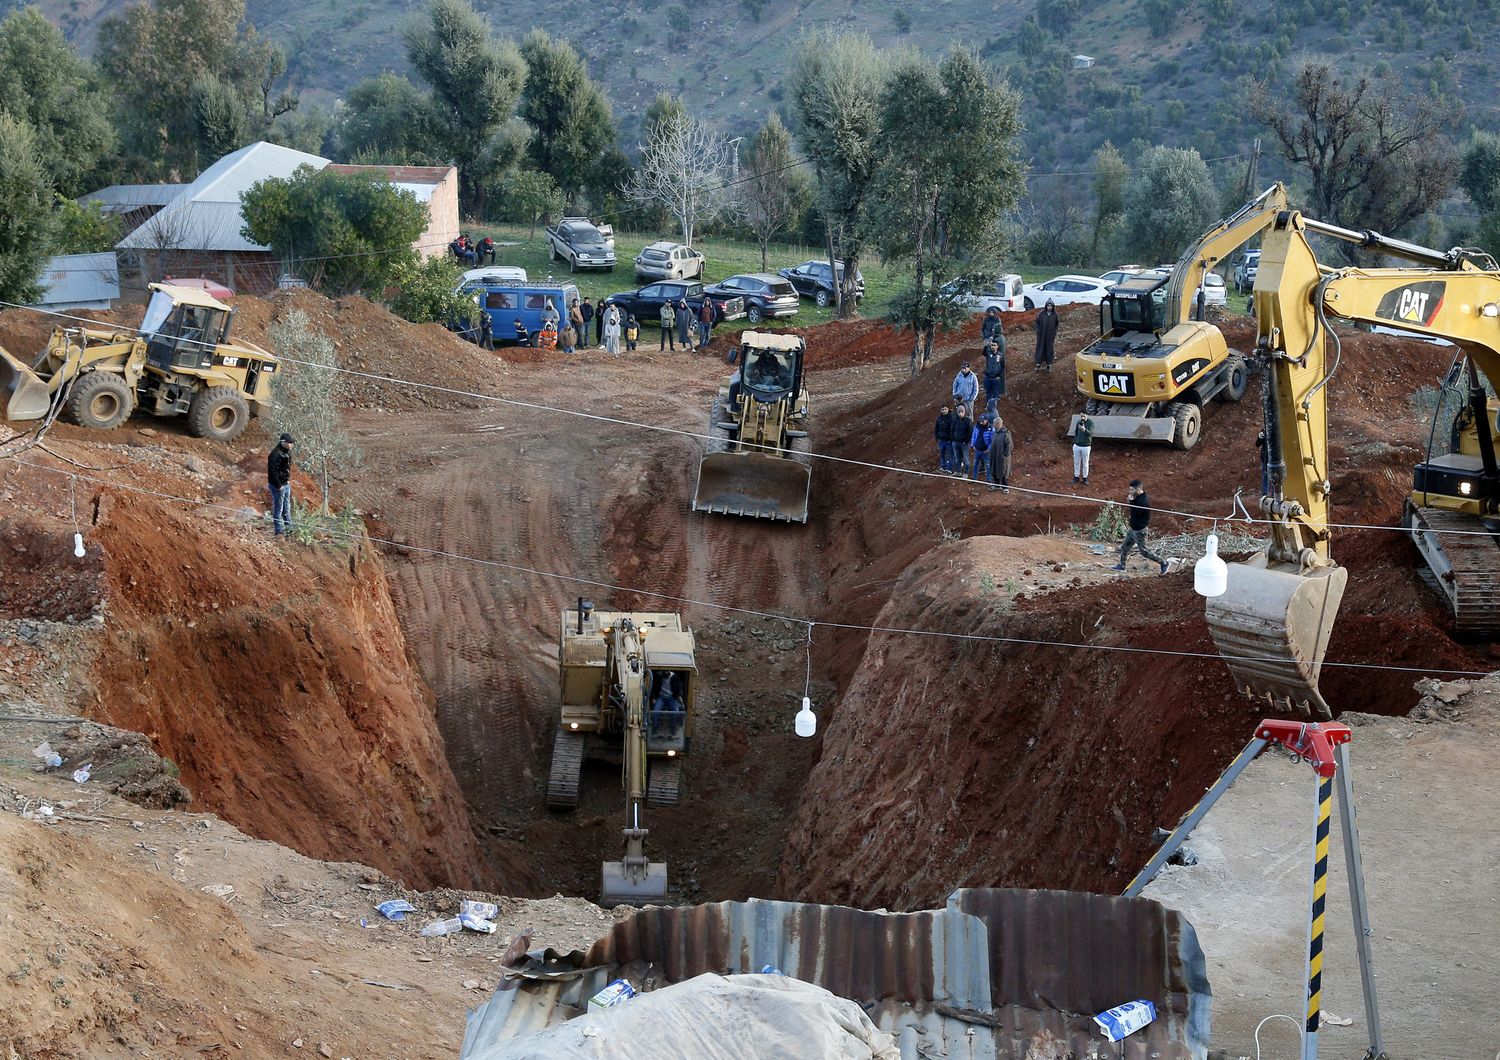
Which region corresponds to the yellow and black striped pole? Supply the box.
[1303,771,1333,1058]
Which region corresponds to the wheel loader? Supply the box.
[1070,185,1290,449]
[693,331,811,523]
[0,283,276,442]
[1204,205,1500,721]
[548,600,697,906]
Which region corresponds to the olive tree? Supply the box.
[1119,145,1219,266]
[267,310,359,515]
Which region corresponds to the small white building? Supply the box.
[31,253,120,311]
[1073,54,1096,69]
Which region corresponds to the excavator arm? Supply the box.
[1207,207,1500,713]
[600,619,668,905]
[1165,183,1291,327]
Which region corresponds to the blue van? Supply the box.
[459,279,580,345]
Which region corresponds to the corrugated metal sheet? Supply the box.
[78,184,181,210]
[32,253,120,309]
[462,888,1210,1059]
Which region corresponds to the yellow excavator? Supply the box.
[0,283,276,442]
[1072,185,1292,449]
[694,331,811,523]
[1206,206,1500,718]
[549,600,697,906]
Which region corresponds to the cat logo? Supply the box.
[1094,370,1135,397]
[1375,281,1445,327]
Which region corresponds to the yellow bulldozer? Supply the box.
[1071,185,1291,449]
[693,331,811,523]
[0,283,276,442]
[1205,205,1500,719]
[548,600,697,906]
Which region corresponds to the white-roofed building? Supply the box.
[30,253,121,311]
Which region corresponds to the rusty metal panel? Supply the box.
[463,888,1210,1060]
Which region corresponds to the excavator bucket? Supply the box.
[1205,558,1348,720]
[693,452,810,523]
[0,347,55,422]
[600,859,668,907]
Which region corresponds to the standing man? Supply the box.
[1072,411,1094,485]
[982,337,1006,417]
[660,300,676,350]
[991,415,1013,493]
[1113,479,1169,574]
[951,404,973,475]
[981,306,1002,345]
[479,311,494,351]
[933,403,955,473]
[267,433,294,536]
[952,361,979,418]
[603,304,622,356]
[568,298,584,345]
[580,297,595,346]
[675,299,693,351]
[969,414,995,484]
[697,299,714,350]
[1034,299,1059,371]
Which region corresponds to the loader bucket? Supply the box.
[693,452,810,523]
[600,859,668,907]
[1205,558,1348,720]
[0,348,54,422]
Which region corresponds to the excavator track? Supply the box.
[546,730,586,810]
[1406,503,1500,636]
[646,758,682,807]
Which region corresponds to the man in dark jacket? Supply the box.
[697,299,715,350]
[934,404,955,472]
[479,312,494,351]
[580,297,595,344]
[969,415,995,483]
[952,404,973,474]
[1113,479,1168,573]
[991,416,1013,493]
[1034,299,1059,370]
[981,306,1002,345]
[477,236,496,265]
[675,300,693,350]
[267,433,294,536]
[1072,412,1093,484]
[982,338,1006,416]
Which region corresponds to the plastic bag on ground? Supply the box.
[468,972,899,1060]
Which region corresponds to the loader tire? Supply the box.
[705,397,729,454]
[1217,353,1248,403]
[66,372,133,430]
[187,386,250,442]
[1168,401,1202,450]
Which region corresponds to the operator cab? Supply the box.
[1097,274,1172,356]
[141,284,233,372]
[731,332,806,403]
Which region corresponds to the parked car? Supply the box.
[459,278,580,345]
[634,241,704,281]
[1234,250,1260,293]
[703,273,800,324]
[1021,274,1112,309]
[600,279,746,326]
[546,217,616,272]
[1097,266,1143,287]
[777,260,865,307]
[1199,272,1227,308]
[947,274,1025,313]
[462,265,528,285]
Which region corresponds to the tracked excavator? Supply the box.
[548,601,697,906]
[693,331,811,522]
[0,283,276,442]
[1205,206,1500,719]
[1071,185,1293,449]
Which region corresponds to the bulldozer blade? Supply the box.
[1205,559,1348,720]
[693,452,810,523]
[600,860,667,907]
[0,348,54,422]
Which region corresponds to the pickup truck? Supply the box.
[601,279,746,326]
[545,217,616,273]
[1233,250,1259,294]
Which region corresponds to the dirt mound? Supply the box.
[45,720,191,809]
[779,530,1484,911]
[229,289,509,412]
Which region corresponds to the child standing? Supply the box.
[625,315,639,352]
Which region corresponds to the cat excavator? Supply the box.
[1205,205,1500,719]
[548,601,697,906]
[1071,185,1291,449]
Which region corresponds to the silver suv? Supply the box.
[634,241,705,281]
[1233,250,1260,294]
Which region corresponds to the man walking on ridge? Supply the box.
[1113,479,1168,574]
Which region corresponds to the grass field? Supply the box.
[467,223,1059,336]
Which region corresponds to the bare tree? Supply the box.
[267,310,360,515]
[739,114,809,271]
[1252,63,1456,256]
[623,111,740,246]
